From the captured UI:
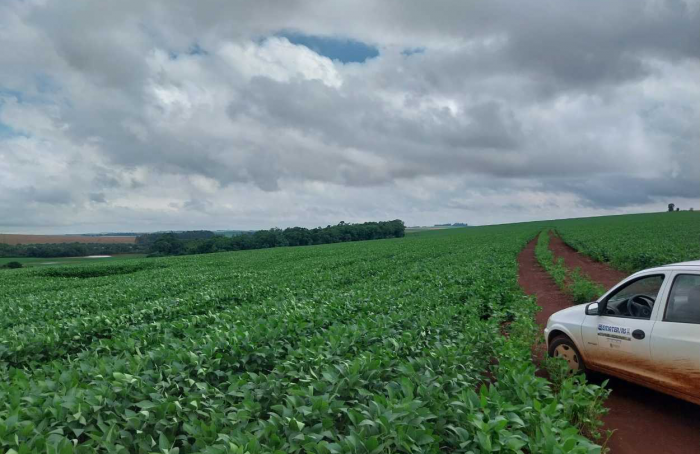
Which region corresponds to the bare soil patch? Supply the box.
[0,234,136,245]
[519,237,700,454]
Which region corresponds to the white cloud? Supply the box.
[219,38,342,87]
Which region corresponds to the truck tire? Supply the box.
[548,335,587,374]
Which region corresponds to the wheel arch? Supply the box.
[547,329,569,346]
[546,325,583,350]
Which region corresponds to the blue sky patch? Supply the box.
[278,32,379,63]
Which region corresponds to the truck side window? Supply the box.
[665,274,700,324]
[604,275,665,319]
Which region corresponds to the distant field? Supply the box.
[406,226,468,233]
[0,254,147,267]
[0,233,137,245]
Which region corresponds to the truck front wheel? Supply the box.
[548,335,587,374]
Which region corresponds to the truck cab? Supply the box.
[546,261,700,404]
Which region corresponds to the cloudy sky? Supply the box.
[1,0,698,233]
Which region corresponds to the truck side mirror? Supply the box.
[585,302,600,315]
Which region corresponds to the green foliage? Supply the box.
[1,261,23,269]
[535,230,567,289]
[0,225,606,453]
[568,269,605,305]
[543,357,610,442]
[37,261,162,279]
[535,231,604,304]
[552,212,700,272]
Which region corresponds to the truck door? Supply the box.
[581,273,668,381]
[650,272,700,401]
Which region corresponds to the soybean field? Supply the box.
[0,224,607,454]
[553,212,700,272]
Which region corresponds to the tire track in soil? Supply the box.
[518,237,700,454]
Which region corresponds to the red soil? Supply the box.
[548,234,627,289]
[518,239,574,327]
[0,234,136,245]
[518,238,700,454]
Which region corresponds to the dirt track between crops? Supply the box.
[518,238,700,454]
[548,235,627,289]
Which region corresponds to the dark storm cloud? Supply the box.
[229,77,532,187]
[236,77,523,153]
[499,0,699,90]
[549,175,700,209]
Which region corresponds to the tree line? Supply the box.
[146,220,406,257]
[0,220,405,258]
[0,242,142,259]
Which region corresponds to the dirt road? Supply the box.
[518,238,700,454]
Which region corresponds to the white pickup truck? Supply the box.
[545,260,700,405]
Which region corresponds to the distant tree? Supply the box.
[691,208,695,212]
[676,207,680,212]
[137,230,215,245]
[193,240,218,254]
[668,203,675,212]
[151,234,185,255]
[4,261,23,269]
